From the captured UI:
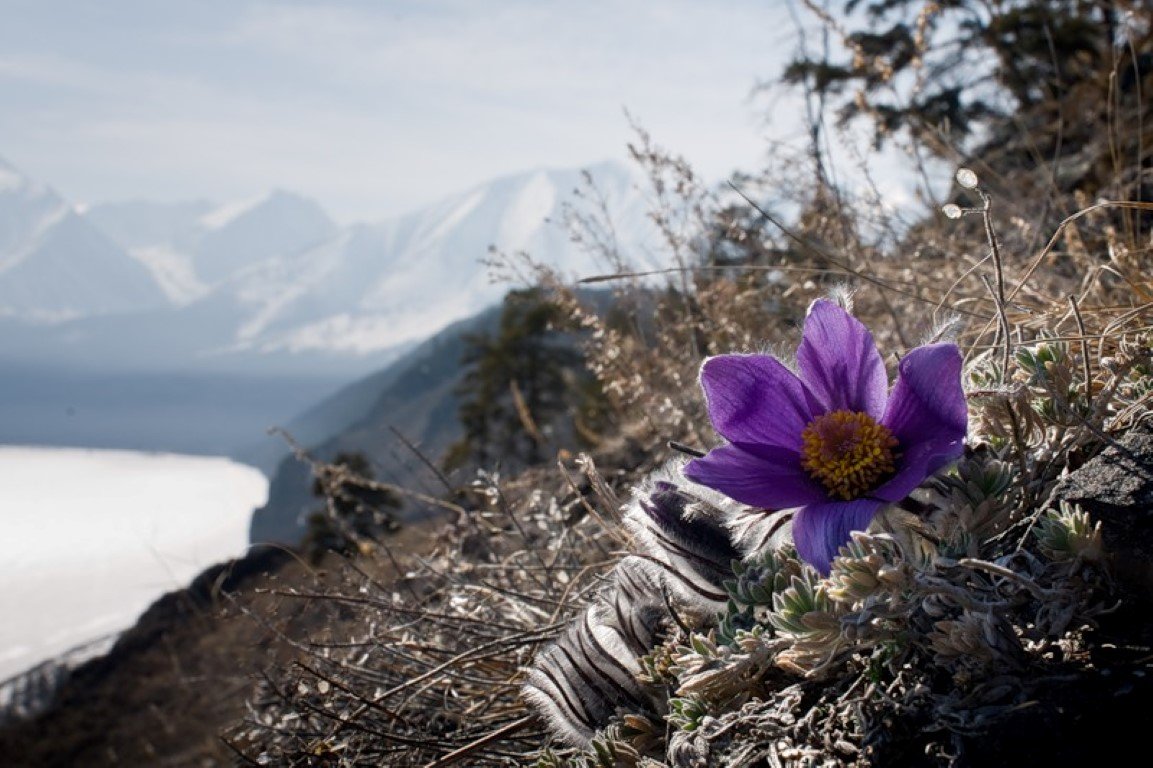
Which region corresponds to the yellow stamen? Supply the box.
[801,410,899,500]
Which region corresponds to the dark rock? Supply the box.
[1049,424,1153,592]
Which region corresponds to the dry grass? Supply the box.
[226,7,1153,764]
[224,160,1152,765]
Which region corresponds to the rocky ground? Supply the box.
[2,433,1151,767]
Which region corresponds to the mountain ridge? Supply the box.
[0,156,166,321]
[246,302,504,544]
[1,156,650,374]
[0,155,653,459]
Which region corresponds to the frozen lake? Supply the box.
[0,446,268,681]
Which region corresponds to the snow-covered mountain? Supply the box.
[193,190,338,287]
[0,155,660,460]
[84,198,214,304]
[216,162,652,356]
[86,191,337,305]
[0,157,166,321]
[0,157,654,375]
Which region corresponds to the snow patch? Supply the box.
[127,245,208,305]
[198,191,271,230]
[0,446,268,680]
[496,170,556,251]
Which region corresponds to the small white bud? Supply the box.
[942,203,963,219]
[955,168,979,189]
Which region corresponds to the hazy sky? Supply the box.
[0,0,809,223]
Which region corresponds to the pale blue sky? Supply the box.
[0,0,809,223]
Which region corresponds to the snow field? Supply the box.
[0,446,268,680]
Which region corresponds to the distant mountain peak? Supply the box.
[0,155,55,202]
[0,159,167,319]
[193,191,337,285]
[198,189,329,232]
[0,157,658,374]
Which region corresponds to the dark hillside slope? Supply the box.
[236,310,500,477]
[249,303,504,545]
[248,286,621,547]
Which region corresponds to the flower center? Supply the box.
[800,410,898,500]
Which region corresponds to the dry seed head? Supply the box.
[955,167,979,189]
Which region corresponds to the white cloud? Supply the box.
[0,0,808,222]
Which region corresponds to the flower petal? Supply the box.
[699,354,816,450]
[872,436,964,502]
[797,299,888,418]
[792,499,883,575]
[873,342,967,501]
[683,443,828,510]
[882,342,968,449]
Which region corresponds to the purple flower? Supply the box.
[684,299,967,574]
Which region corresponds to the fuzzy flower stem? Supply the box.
[998,394,1032,496]
[977,189,1012,383]
[980,273,1013,385]
[1067,294,1094,405]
